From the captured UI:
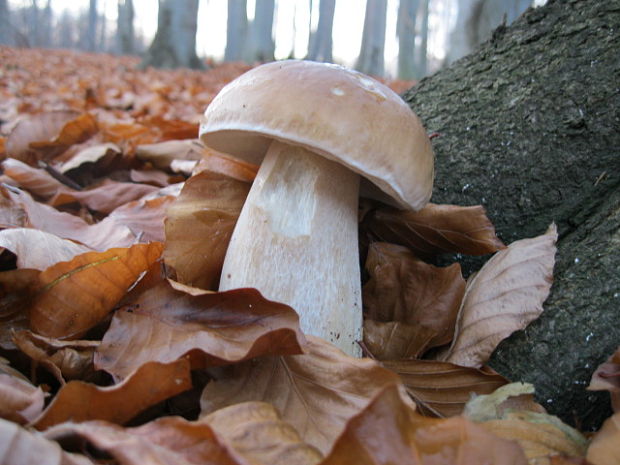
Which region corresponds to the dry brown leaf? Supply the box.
[0,228,92,270]
[0,373,46,424]
[197,145,258,182]
[107,194,177,243]
[58,142,121,173]
[6,110,79,163]
[164,169,250,290]
[12,330,98,383]
[30,113,98,149]
[0,268,40,349]
[586,412,620,465]
[44,416,246,465]
[95,281,306,381]
[29,242,164,339]
[32,359,192,430]
[135,139,205,171]
[2,157,65,198]
[587,347,620,412]
[363,242,465,348]
[200,336,405,455]
[363,319,436,360]
[0,418,94,465]
[322,384,528,465]
[50,179,158,214]
[130,168,181,187]
[364,203,506,259]
[204,402,323,465]
[444,224,558,368]
[381,359,508,417]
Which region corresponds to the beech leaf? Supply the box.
[29,242,164,339]
[364,203,506,259]
[2,157,65,198]
[0,373,46,424]
[444,224,558,368]
[363,319,436,360]
[94,282,306,381]
[32,359,192,430]
[587,346,620,412]
[586,412,620,465]
[200,336,405,455]
[322,384,528,465]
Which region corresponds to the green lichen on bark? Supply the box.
[403,0,620,430]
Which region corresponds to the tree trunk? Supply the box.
[356,0,387,76]
[397,0,419,80]
[246,0,275,62]
[87,0,98,51]
[141,0,204,69]
[40,0,51,47]
[306,0,335,63]
[117,0,135,55]
[403,0,620,431]
[415,0,429,77]
[224,0,247,61]
[0,0,10,45]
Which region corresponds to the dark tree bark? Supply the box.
[403,0,620,431]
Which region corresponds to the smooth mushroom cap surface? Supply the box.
[200,60,434,211]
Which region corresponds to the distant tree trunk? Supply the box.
[141,0,204,69]
[446,0,532,64]
[117,0,135,55]
[0,0,10,45]
[99,2,107,52]
[40,0,52,47]
[356,0,387,76]
[416,0,429,77]
[87,0,98,51]
[58,10,75,49]
[29,0,39,47]
[397,0,419,79]
[246,0,275,62]
[306,0,335,63]
[224,0,247,61]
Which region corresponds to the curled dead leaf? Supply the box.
[0,373,46,424]
[586,412,620,465]
[363,319,436,360]
[587,347,620,412]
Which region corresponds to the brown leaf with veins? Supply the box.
[200,336,405,455]
[95,280,306,381]
[588,347,620,412]
[12,330,98,383]
[444,224,557,368]
[322,384,528,465]
[0,418,94,465]
[32,359,192,430]
[364,203,506,259]
[203,402,323,465]
[381,359,508,417]
[198,145,258,182]
[363,242,465,348]
[0,373,46,424]
[0,268,40,349]
[363,319,436,360]
[107,194,177,243]
[29,242,164,339]
[44,416,245,465]
[2,157,65,199]
[164,169,251,290]
[29,113,99,159]
[586,412,620,465]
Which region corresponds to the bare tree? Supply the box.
[142,0,204,69]
[397,0,419,79]
[0,0,10,45]
[357,0,387,76]
[87,0,98,51]
[307,0,336,63]
[117,0,135,55]
[224,0,247,61]
[246,0,275,62]
[40,0,52,47]
[416,0,429,77]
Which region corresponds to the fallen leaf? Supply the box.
[198,145,258,182]
[2,157,65,198]
[30,113,98,151]
[107,194,177,243]
[322,384,528,465]
[32,359,192,430]
[586,412,620,465]
[0,228,91,270]
[12,330,98,383]
[95,281,306,381]
[204,402,323,465]
[0,418,94,465]
[364,203,506,259]
[200,336,405,455]
[164,169,250,290]
[57,142,122,173]
[464,383,546,422]
[135,139,205,171]
[363,242,465,348]
[44,416,246,465]
[363,319,436,360]
[587,347,620,412]
[29,242,164,339]
[0,373,46,424]
[382,359,508,417]
[130,168,181,187]
[0,268,40,349]
[444,224,558,368]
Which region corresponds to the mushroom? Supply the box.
[199,60,434,356]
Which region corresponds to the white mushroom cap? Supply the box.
[200,60,434,211]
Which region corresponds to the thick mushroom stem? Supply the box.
[219,140,362,356]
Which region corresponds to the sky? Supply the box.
[8,0,456,76]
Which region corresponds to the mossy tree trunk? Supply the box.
[404,0,619,430]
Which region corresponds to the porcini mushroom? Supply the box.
[199,60,434,356]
